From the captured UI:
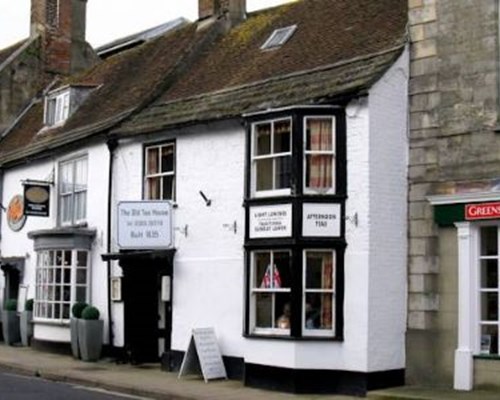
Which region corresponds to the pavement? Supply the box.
[0,344,499,400]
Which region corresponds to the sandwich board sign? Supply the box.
[178,327,227,382]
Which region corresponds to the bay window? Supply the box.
[34,249,89,322]
[145,142,175,200]
[59,156,88,225]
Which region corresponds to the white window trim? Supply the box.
[301,249,336,337]
[33,248,90,325]
[144,142,176,201]
[44,88,71,127]
[249,250,291,335]
[58,155,88,226]
[303,116,336,195]
[261,25,297,50]
[251,117,292,198]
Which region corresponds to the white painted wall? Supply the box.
[366,47,409,371]
[113,121,246,356]
[0,143,111,344]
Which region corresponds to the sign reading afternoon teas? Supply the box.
[117,201,172,249]
[302,203,341,237]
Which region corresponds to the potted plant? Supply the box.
[70,302,88,359]
[2,299,21,345]
[20,298,34,346]
[78,305,103,362]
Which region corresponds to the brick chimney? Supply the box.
[30,0,97,76]
[199,0,246,24]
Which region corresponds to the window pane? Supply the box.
[74,158,87,188]
[162,176,174,200]
[76,287,86,302]
[76,269,87,284]
[481,227,498,256]
[275,156,291,190]
[63,304,71,319]
[55,251,63,266]
[306,251,334,289]
[77,251,87,267]
[273,121,291,153]
[275,294,291,329]
[273,252,291,289]
[305,293,333,330]
[147,147,159,174]
[306,154,333,189]
[255,123,271,155]
[255,293,272,328]
[481,292,498,321]
[481,325,499,355]
[161,146,174,173]
[306,118,333,151]
[481,260,498,289]
[254,252,271,288]
[74,192,86,221]
[60,163,73,194]
[147,177,161,199]
[256,158,273,191]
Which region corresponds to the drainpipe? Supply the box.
[106,138,118,354]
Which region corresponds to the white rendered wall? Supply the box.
[112,121,246,357]
[0,143,111,344]
[366,48,409,371]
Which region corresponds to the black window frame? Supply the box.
[243,106,347,341]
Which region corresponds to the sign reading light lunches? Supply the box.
[23,183,51,217]
[466,202,500,221]
[249,204,292,238]
[302,203,341,237]
[117,201,172,249]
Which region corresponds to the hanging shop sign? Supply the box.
[249,203,292,238]
[302,203,341,237]
[23,183,51,217]
[7,194,27,232]
[117,201,173,249]
[466,202,500,221]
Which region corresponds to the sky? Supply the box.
[0,0,292,49]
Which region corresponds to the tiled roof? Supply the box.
[0,0,407,165]
[0,40,26,67]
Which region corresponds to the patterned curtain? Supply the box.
[308,119,332,189]
[321,254,333,329]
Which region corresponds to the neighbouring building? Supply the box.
[0,0,408,395]
[407,0,500,391]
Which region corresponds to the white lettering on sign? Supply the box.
[249,204,292,238]
[302,203,341,237]
[466,202,500,220]
[117,201,172,249]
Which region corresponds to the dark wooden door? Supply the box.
[122,265,159,363]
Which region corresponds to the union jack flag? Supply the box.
[260,264,282,288]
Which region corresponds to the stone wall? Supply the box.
[407,0,500,384]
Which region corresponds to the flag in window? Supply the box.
[260,264,282,288]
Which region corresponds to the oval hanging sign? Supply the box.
[7,194,27,232]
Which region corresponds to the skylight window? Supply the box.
[44,89,70,127]
[261,25,297,50]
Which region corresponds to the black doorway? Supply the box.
[118,251,174,364]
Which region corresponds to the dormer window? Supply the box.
[261,25,297,50]
[44,89,70,127]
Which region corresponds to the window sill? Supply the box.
[33,319,70,327]
[244,333,342,341]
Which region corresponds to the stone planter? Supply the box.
[20,311,33,346]
[70,318,80,358]
[2,310,21,345]
[78,319,103,362]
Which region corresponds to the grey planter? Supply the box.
[2,310,21,345]
[78,319,103,362]
[70,318,80,358]
[20,311,33,346]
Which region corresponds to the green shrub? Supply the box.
[25,298,34,312]
[5,299,17,311]
[81,306,100,320]
[71,302,88,318]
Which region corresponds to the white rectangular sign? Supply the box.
[249,204,292,238]
[302,203,341,237]
[117,201,173,249]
